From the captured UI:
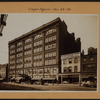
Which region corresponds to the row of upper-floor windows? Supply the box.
[24,44,32,49]
[45,51,56,58]
[24,57,31,62]
[45,35,56,43]
[9,28,57,49]
[10,43,56,53]
[45,43,56,50]
[25,38,32,43]
[34,33,43,40]
[46,28,57,36]
[34,54,43,60]
[32,67,57,74]
[83,56,95,62]
[24,63,32,68]
[10,66,15,69]
[34,40,43,47]
[34,47,42,53]
[16,47,23,52]
[16,58,23,64]
[63,57,79,65]
[10,55,15,59]
[10,50,15,54]
[45,59,56,65]
[83,64,96,71]
[16,53,23,58]
[24,50,31,55]
[10,61,15,64]
[16,65,23,69]
[9,71,15,75]
[64,66,78,73]
[34,61,43,67]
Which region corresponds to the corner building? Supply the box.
[8,18,81,83]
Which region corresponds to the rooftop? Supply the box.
[8,17,61,44]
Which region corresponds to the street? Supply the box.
[0,82,97,91]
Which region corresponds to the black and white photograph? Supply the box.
[0,14,98,91]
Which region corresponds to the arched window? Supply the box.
[10,45,15,49]
[25,38,32,43]
[17,42,23,46]
[46,28,57,35]
[34,33,43,40]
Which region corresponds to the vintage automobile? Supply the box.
[62,81,69,84]
[82,81,97,88]
[15,74,31,84]
[10,77,16,83]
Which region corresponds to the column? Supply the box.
[31,37,34,78]
[79,73,82,86]
[22,40,24,74]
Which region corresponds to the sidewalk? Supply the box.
[1,82,96,91]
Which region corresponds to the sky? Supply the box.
[0,13,98,64]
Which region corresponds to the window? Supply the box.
[34,33,43,40]
[74,57,78,63]
[83,57,87,62]
[46,28,57,35]
[68,66,72,72]
[63,59,67,64]
[45,60,49,65]
[74,66,78,72]
[10,45,15,49]
[25,38,32,43]
[17,42,23,47]
[52,59,56,64]
[69,58,72,64]
[89,56,94,62]
[54,68,57,74]
[52,43,56,49]
[53,52,56,57]
[52,35,56,41]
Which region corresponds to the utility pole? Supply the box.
[0,14,8,36]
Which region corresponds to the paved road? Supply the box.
[0,82,97,91]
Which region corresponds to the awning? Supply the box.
[43,78,55,80]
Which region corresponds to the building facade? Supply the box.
[8,18,81,83]
[59,47,97,86]
[81,47,97,82]
[0,64,8,81]
[59,52,81,84]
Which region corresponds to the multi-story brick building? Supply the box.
[8,17,81,83]
[81,47,97,82]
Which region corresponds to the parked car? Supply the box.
[15,76,23,83]
[34,81,41,85]
[82,81,97,88]
[10,77,16,83]
[62,81,69,84]
[15,74,31,84]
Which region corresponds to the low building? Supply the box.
[59,47,97,86]
[0,64,8,81]
[81,47,97,82]
[59,52,81,85]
